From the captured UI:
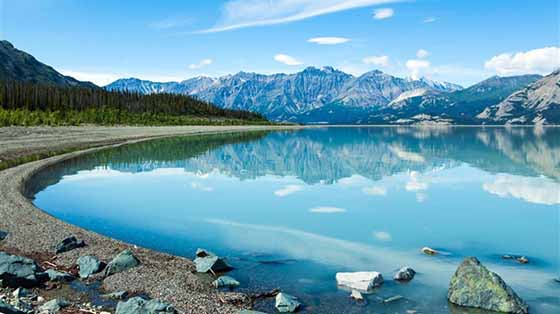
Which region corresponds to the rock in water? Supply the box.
[0,300,26,314]
[0,252,47,287]
[194,255,233,273]
[102,291,129,300]
[0,230,7,241]
[45,269,75,282]
[275,293,301,313]
[336,272,383,291]
[105,249,140,276]
[448,257,528,313]
[77,255,103,278]
[421,247,438,255]
[394,267,416,281]
[55,236,85,254]
[195,248,215,258]
[38,299,70,313]
[213,275,240,288]
[116,296,176,314]
[350,290,364,301]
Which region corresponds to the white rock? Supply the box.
[336,272,383,291]
[350,290,363,300]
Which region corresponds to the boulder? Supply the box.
[102,290,129,300]
[115,296,176,314]
[0,251,48,288]
[194,255,233,273]
[12,287,31,298]
[275,293,301,313]
[448,257,528,314]
[55,236,85,254]
[38,298,70,313]
[195,248,215,258]
[0,300,25,314]
[77,255,103,278]
[350,290,363,301]
[0,230,7,241]
[213,275,240,288]
[105,249,140,276]
[421,247,438,255]
[394,267,416,281]
[336,272,383,291]
[45,269,75,282]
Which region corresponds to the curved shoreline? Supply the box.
[0,125,303,314]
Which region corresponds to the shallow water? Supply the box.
[30,127,560,313]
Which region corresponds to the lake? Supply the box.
[29,127,560,313]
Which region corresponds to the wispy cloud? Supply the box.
[423,17,436,23]
[483,174,560,205]
[274,54,303,66]
[198,0,403,33]
[274,185,304,197]
[416,49,430,59]
[362,186,387,196]
[373,231,392,241]
[188,59,213,70]
[484,46,560,76]
[307,37,350,45]
[149,16,193,30]
[191,182,213,192]
[362,55,390,67]
[406,59,431,79]
[59,70,184,86]
[309,206,347,213]
[373,8,394,19]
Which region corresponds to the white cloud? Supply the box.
[362,186,387,196]
[188,59,213,70]
[373,8,394,19]
[373,231,392,241]
[274,185,304,197]
[149,17,193,30]
[389,145,425,162]
[483,174,560,205]
[274,54,303,66]
[423,17,436,23]
[309,206,347,213]
[59,70,184,86]
[405,171,429,192]
[362,55,390,67]
[406,59,431,79]
[191,182,213,192]
[307,37,350,45]
[416,49,430,59]
[199,0,403,33]
[484,47,560,76]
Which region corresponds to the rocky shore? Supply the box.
[0,126,301,314]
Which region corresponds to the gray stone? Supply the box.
[45,269,75,282]
[105,249,140,276]
[102,290,129,300]
[275,293,301,313]
[195,248,215,258]
[0,300,25,314]
[394,267,416,281]
[194,255,233,273]
[39,299,70,313]
[213,275,240,288]
[336,272,383,291]
[12,287,31,298]
[0,251,47,288]
[77,255,103,279]
[383,295,404,303]
[55,236,85,254]
[236,310,268,314]
[350,290,363,301]
[0,230,7,241]
[116,297,176,314]
[448,257,528,314]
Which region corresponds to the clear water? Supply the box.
[30,127,560,313]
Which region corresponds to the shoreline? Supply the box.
[0,125,303,314]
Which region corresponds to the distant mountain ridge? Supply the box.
[0,40,97,89]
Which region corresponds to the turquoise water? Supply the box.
[30,127,559,313]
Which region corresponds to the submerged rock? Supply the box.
[502,255,529,264]
[275,293,301,313]
[448,257,528,313]
[394,267,416,281]
[213,275,240,288]
[39,298,70,313]
[0,230,7,241]
[45,269,75,282]
[55,236,85,254]
[0,251,47,288]
[421,247,438,255]
[105,249,140,276]
[77,255,103,278]
[102,290,129,300]
[383,295,404,303]
[336,272,384,291]
[350,290,364,301]
[0,300,25,314]
[115,296,176,314]
[194,255,233,273]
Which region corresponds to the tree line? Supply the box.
[0,81,268,126]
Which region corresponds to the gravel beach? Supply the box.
[0,125,302,314]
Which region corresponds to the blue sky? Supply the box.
[1,0,558,86]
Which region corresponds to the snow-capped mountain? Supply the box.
[105,67,463,122]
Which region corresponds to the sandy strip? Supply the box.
[0,125,303,314]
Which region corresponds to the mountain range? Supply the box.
[107,68,559,125]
